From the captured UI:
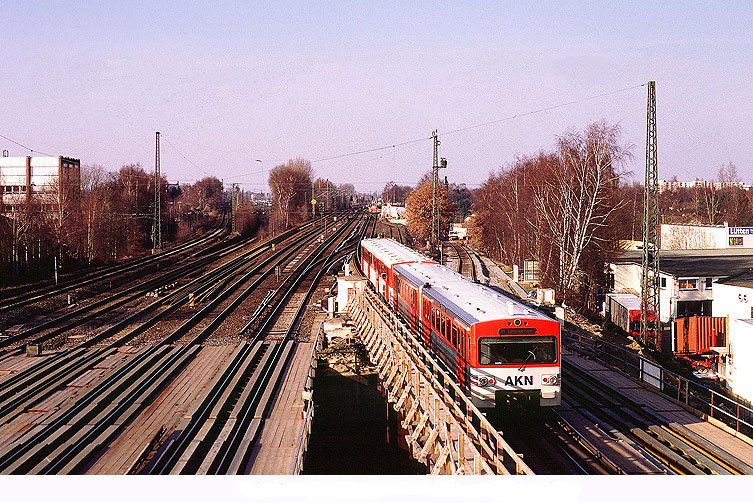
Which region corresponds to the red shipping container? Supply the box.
[673,316,727,354]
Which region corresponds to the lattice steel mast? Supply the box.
[231,183,239,233]
[430,130,447,253]
[641,81,660,349]
[153,131,162,252]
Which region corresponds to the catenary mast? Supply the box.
[641,81,660,349]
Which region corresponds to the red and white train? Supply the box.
[360,238,561,408]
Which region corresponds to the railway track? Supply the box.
[0,216,226,312]
[145,215,364,474]
[0,212,366,474]
[561,361,753,474]
[0,231,261,355]
[495,408,618,475]
[0,236,287,426]
[371,219,407,245]
[445,242,476,280]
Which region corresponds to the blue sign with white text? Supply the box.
[729,228,753,235]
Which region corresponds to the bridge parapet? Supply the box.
[348,287,532,475]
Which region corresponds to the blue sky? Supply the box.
[2,1,752,192]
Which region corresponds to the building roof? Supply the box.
[716,269,753,288]
[613,249,753,278]
[606,293,642,309]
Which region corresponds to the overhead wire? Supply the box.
[161,134,212,178]
[309,83,646,165]
[0,133,55,157]
[4,83,645,188]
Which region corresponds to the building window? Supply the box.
[660,277,666,289]
[678,278,698,290]
[730,236,743,246]
[706,277,713,289]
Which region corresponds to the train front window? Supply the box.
[478,336,557,365]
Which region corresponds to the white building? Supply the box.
[661,223,753,250]
[711,271,753,403]
[713,271,753,321]
[380,203,406,220]
[0,155,81,213]
[659,179,751,192]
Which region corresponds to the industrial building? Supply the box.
[608,249,753,403]
[0,154,81,213]
[608,249,753,322]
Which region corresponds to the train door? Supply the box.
[411,289,418,334]
[423,300,432,348]
[464,330,471,392]
[454,323,465,387]
[378,272,386,298]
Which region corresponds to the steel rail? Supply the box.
[0,240,275,423]
[563,361,752,474]
[0,220,329,473]
[550,409,624,474]
[0,235,254,352]
[206,220,363,474]
[144,213,364,473]
[0,219,229,312]
[0,216,227,305]
[30,216,359,474]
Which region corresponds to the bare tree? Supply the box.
[532,122,629,300]
[718,161,740,184]
[268,158,313,229]
[382,181,413,204]
[696,185,722,225]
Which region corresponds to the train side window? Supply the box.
[451,323,457,347]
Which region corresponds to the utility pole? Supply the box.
[231,183,238,233]
[430,130,447,257]
[153,131,162,252]
[641,81,660,350]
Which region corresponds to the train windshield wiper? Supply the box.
[518,349,537,372]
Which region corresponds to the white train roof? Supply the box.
[394,261,554,327]
[361,238,435,268]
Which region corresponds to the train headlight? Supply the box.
[477,376,495,387]
[542,374,560,386]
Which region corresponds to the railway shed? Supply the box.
[608,249,753,322]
